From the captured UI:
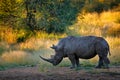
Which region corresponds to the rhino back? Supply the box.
[60,36,108,59]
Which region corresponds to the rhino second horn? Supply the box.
[39,55,53,63]
[50,44,57,49]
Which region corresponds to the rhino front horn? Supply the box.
[39,55,53,63]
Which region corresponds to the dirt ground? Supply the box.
[0,65,120,80]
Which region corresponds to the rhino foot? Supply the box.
[103,65,109,69]
[95,65,102,69]
[95,65,109,69]
[70,66,75,69]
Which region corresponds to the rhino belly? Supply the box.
[76,52,97,59]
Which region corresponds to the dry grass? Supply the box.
[106,37,120,48]
[1,51,30,63]
[0,50,36,70]
[19,37,58,50]
[70,11,120,36]
[100,11,120,24]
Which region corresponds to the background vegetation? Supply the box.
[0,0,120,70]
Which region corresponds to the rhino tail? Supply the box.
[109,50,111,56]
[108,46,111,56]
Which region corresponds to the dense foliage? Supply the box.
[0,0,120,43]
[0,0,120,32]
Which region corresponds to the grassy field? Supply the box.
[0,11,120,71]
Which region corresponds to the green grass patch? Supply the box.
[75,60,95,71]
[0,46,5,55]
[58,58,71,67]
[0,62,37,71]
[0,62,36,71]
[38,61,53,72]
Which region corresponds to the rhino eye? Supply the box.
[55,48,59,51]
[55,49,59,53]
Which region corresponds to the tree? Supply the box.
[25,0,84,33]
[0,0,23,27]
[25,0,37,32]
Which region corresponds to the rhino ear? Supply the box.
[50,44,57,50]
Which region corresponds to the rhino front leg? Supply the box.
[68,54,76,69]
[75,57,80,67]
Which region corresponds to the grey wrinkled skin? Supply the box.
[40,36,111,69]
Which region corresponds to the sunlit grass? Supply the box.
[19,37,58,50]
[0,26,17,44]
[100,11,120,24]
[1,51,29,63]
[110,47,120,65]
[71,11,120,36]
[106,37,120,48]
[0,50,36,70]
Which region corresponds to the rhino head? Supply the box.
[40,44,63,66]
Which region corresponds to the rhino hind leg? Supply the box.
[97,53,110,68]
[103,57,110,68]
[96,47,110,68]
[96,57,104,68]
